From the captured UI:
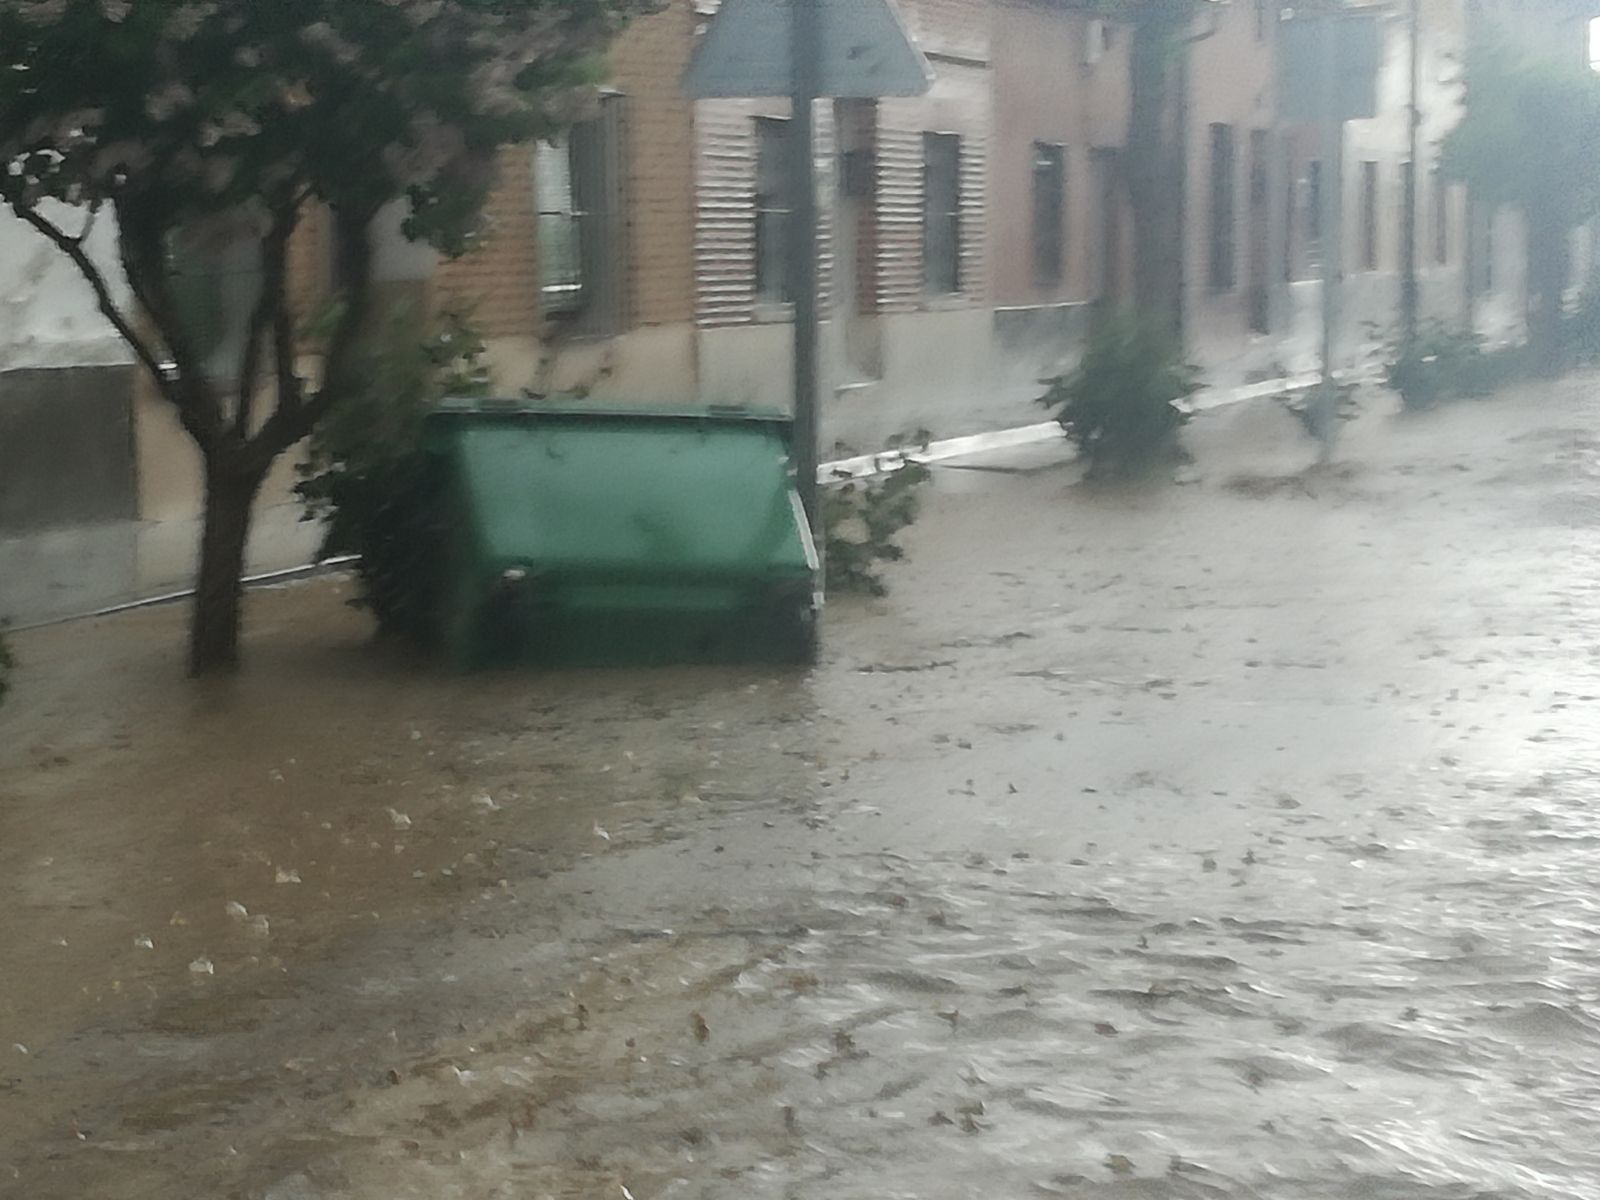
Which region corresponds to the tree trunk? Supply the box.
[1125,11,1189,340]
[189,451,268,677]
[1525,206,1570,374]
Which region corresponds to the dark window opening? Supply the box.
[923,132,962,294]
[753,116,791,304]
[537,94,628,334]
[1208,123,1236,293]
[1031,142,1066,288]
[1360,160,1378,271]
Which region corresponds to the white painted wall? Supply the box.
[0,203,133,371]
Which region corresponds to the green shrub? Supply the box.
[1038,315,1201,480]
[296,311,490,643]
[1384,323,1495,410]
[824,461,932,597]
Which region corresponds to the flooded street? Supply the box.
[3,379,1598,1199]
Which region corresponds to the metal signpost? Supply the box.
[684,0,931,529]
[1280,9,1379,457]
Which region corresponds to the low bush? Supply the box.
[1384,323,1495,411]
[1038,315,1201,481]
[296,311,490,643]
[824,461,932,597]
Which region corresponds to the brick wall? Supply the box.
[433,1,698,338]
[990,0,1130,308]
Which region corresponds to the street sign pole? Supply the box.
[1316,12,1345,460]
[789,0,823,534]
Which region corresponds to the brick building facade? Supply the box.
[7,0,1596,624]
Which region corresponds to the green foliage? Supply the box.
[1038,314,1201,480]
[296,312,490,643]
[1384,323,1494,411]
[1439,31,1600,230]
[0,0,652,241]
[824,462,932,597]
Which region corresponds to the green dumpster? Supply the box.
[426,400,821,668]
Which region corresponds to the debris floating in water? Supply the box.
[592,822,611,842]
[225,901,249,921]
[133,935,153,950]
[188,957,214,976]
[274,867,302,885]
[386,808,412,830]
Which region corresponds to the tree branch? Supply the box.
[236,203,297,438]
[9,204,174,405]
[254,202,375,459]
[113,196,227,448]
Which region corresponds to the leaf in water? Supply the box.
[691,1012,710,1044]
[134,935,154,950]
[1094,1022,1119,1037]
[929,1110,954,1126]
[592,822,611,842]
[1106,1154,1135,1176]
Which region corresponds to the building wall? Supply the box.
[1184,0,1288,384]
[435,0,700,402]
[695,0,999,450]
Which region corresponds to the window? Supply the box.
[1084,19,1112,66]
[923,132,962,294]
[1432,169,1449,265]
[754,117,791,304]
[536,94,627,333]
[1208,123,1236,292]
[1031,142,1066,288]
[1360,160,1378,271]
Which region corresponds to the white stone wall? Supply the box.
[0,204,132,371]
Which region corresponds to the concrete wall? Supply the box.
[0,205,133,372]
[0,367,137,533]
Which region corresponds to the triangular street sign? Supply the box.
[683,0,933,100]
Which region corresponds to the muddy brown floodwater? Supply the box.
[3,377,1599,1200]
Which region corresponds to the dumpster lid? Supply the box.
[435,398,817,582]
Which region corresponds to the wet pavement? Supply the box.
[2,376,1598,1199]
